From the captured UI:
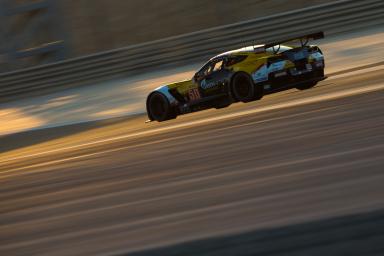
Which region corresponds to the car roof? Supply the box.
[212,45,265,60]
[210,44,296,61]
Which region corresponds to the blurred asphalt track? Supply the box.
[1,27,384,255]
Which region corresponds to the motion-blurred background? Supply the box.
[1,1,384,256]
[0,0,354,71]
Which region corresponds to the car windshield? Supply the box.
[197,58,223,76]
[212,60,223,71]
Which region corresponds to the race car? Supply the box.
[146,32,327,122]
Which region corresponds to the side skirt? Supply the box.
[263,76,328,95]
[178,93,229,114]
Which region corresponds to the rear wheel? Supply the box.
[231,72,262,102]
[147,92,176,122]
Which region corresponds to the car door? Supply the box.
[197,58,231,97]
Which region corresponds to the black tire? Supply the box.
[231,72,262,102]
[147,92,176,122]
[296,81,317,90]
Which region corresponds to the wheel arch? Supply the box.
[230,71,264,102]
[229,71,254,102]
[146,90,177,122]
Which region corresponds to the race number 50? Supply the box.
[188,88,201,101]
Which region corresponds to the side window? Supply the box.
[212,60,223,72]
[203,59,223,75]
[203,63,214,76]
[199,63,212,77]
[196,59,224,81]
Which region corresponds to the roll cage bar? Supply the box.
[264,31,325,48]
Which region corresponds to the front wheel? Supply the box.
[147,92,176,122]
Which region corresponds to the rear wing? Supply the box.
[264,31,325,49]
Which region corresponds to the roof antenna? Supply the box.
[272,44,281,54]
[300,38,309,47]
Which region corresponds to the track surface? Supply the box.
[1,69,384,255]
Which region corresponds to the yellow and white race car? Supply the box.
[146,32,327,122]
